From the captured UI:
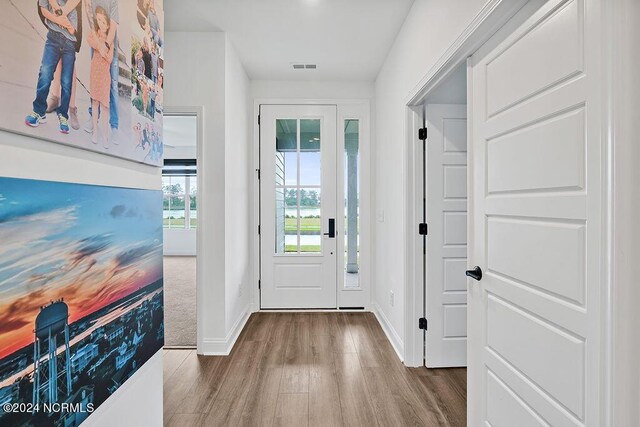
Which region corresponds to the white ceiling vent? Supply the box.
[291,63,317,70]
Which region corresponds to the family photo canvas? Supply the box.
[0,177,164,426]
[0,0,164,166]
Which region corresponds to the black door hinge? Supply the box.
[258,279,261,290]
[418,127,428,141]
[258,225,261,235]
[258,115,261,125]
[257,169,261,180]
[419,317,428,330]
[418,223,428,236]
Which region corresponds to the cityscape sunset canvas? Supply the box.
[0,177,163,426]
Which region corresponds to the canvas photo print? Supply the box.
[0,177,163,426]
[0,0,164,166]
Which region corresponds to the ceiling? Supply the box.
[164,0,415,81]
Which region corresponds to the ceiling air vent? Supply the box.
[291,63,317,70]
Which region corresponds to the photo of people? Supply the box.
[130,0,164,163]
[0,0,164,166]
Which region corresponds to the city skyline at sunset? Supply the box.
[0,177,163,359]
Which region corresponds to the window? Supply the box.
[275,118,322,254]
[162,159,197,229]
[344,119,360,288]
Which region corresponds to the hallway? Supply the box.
[163,313,466,426]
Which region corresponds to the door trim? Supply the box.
[252,99,371,312]
[402,0,546,369]
[163,106,205,354]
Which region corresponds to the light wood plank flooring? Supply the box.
[164,312,466,426]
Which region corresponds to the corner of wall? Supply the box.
[201,305,252,356]
[372,302,404,362]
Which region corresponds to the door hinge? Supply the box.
[258,225,261,235]
[418,223,428,236]
[258,279,261,290]
[258,114,261,125]
[257,168,261,180]
[418,127,428,141]
[419,317,428,330]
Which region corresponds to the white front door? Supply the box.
[425,104,468,368]
[260,105,338,309]
[468,0,603,425]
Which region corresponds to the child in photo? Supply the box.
[141,79,150,117]
[155,73,163,114]
[25,0,81,134]
[148,83,156,119]
[133,122,143,149]
[148,0,163,48]
[150,43,158,85]
[87,6,114,148]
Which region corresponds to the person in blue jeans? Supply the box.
[25,0,81,134]
[84,0,119,142]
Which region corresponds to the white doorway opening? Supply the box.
[162,109,202,348]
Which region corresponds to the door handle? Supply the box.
[466,266,483,281]
[324,218,335,238]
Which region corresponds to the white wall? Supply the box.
[0,129,163,424]
[251,80,374,100]
[373,0,488,350]
[164,145,197,159]
[163,229,197,256]
[224,38,253,335]
[84,352,162,427]
[164,31,228,343]
[165,32,253,353]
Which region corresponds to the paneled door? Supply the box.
[468,0,604,425]
[425,104,468,368]
[260,105,338,308]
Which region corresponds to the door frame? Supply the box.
[402,0,615,424]
[402,0,538,368]
[252,99,372,311]
[163,105,204,353]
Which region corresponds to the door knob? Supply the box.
[466,266,482,281]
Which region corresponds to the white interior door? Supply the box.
[425,104,467,368]
[260,105,338,309]
[468,0,603,425]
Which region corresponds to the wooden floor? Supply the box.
[163,312,466,426]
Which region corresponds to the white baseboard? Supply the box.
[372,302,404,362]
[200,306,251,355]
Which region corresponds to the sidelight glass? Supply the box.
[344,119,360,287]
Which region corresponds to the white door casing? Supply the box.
[468,0,604,425]
[260,105,338,309]
[425,104,468,368]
